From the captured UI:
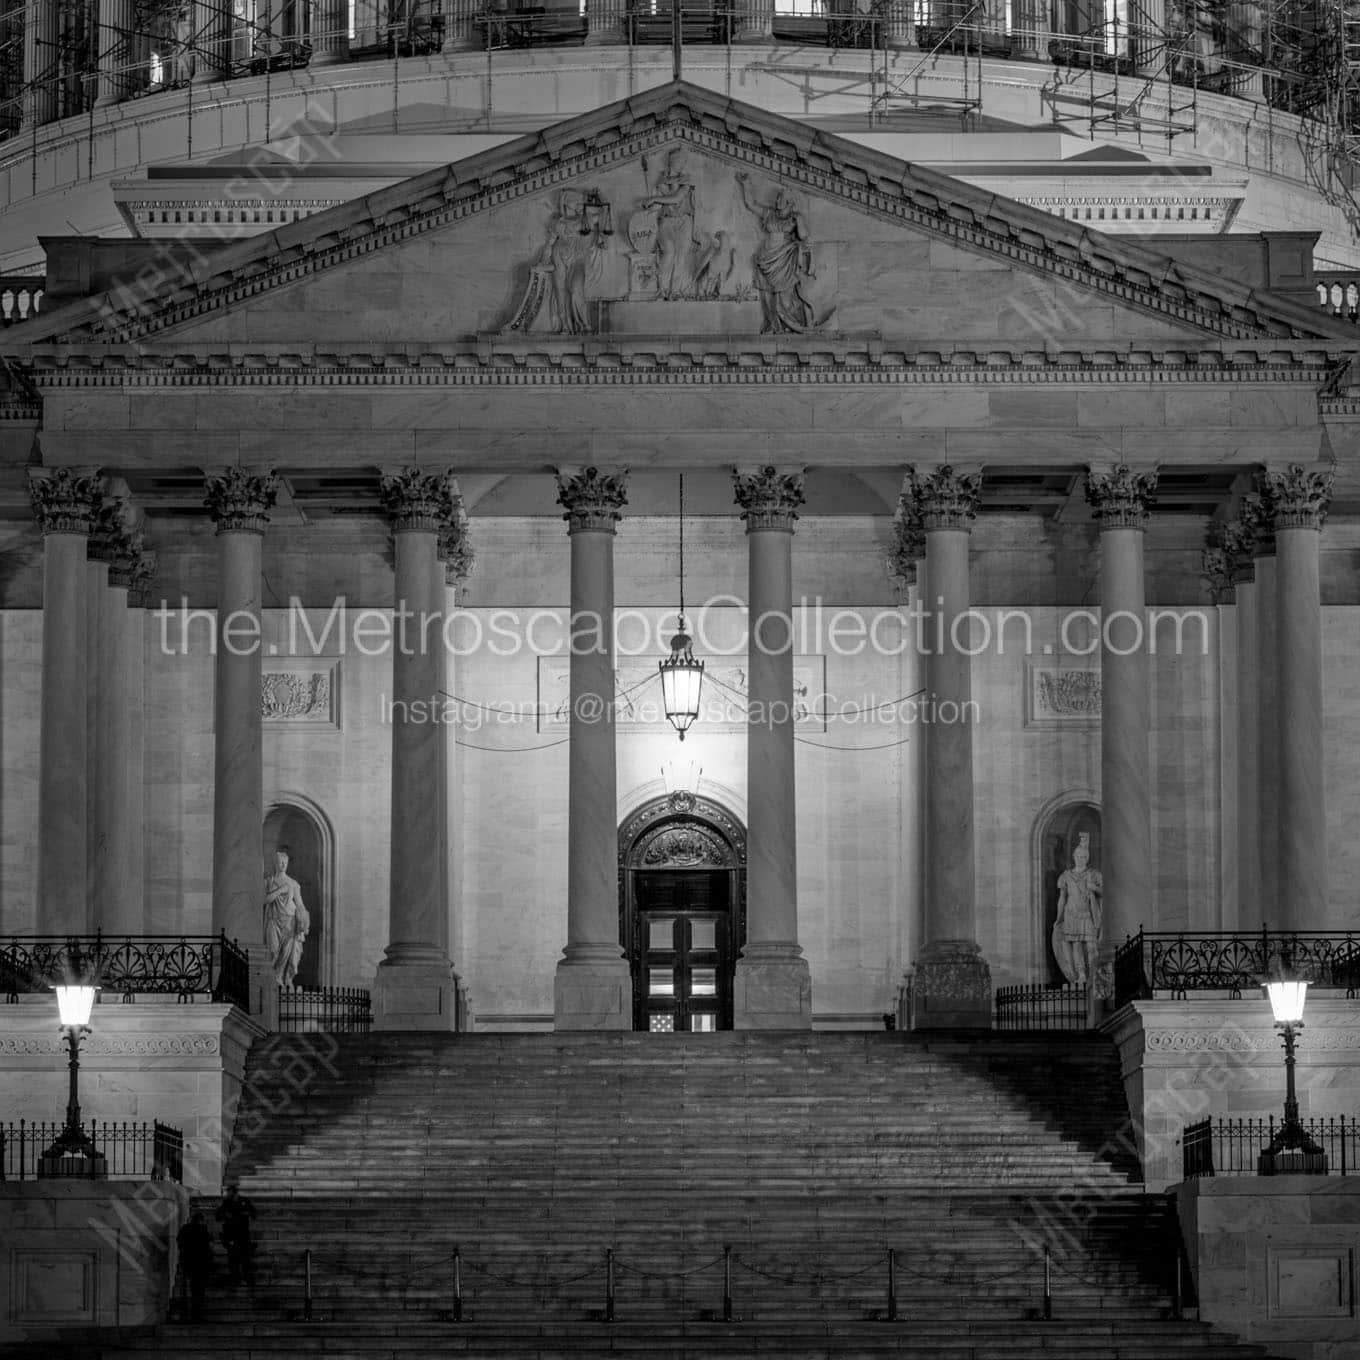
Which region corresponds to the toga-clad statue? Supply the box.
[264,847,310,989]
[1052,832,1102,988]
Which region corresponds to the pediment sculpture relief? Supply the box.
[506,154,834,337]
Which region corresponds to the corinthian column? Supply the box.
[95,0,134,105]
[23,0,59,127]
[1249,487,1280,926]
[88,493,144,934]
[554,467,631,1030]
[1225,512,1259,932]
[733,467,812,1029]
[1085,465,1157,990]
[1265,464,1333,931]
[29,469,102,935]
[374,468,458,1030]
[905,465,990,1029]
[205,468,277,1020]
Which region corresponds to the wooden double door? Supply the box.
[633,869,736,1032]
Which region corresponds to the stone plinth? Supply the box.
[734,944,812,1029]
[0,998,264,1193]
[553,952,631,1031]
[1176,1176,1360,1360]
[1105,998,1360,1192]
[0,1180,189,1345]
[910,940,992,1030]
[374,959,460,1031]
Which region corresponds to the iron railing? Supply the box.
[0,932,250,1009]
[1,1118,183,1182]
[1113,929,1360,1009]
[993,984,1090,1030]
[278,986,373,1033]
[1182,1115,1359,1179]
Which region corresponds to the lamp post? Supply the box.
[659,473,704,741]
[1258,973,1328,1175]
[39,984,107,1178]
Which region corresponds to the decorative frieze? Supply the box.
[379,467,455,533]
[203,467,279,534]
[733,465,805,530]
[28,467,103,535]
[1084,464,1158,529]
[556,466,628,532]
[1263,463,1334,530]
[907,464,980,531]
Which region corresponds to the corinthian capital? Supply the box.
[88,495,144,569]
[438,497,475,585]
[1220,517,1257,584]
[204,468,279,534]
[1084,464,1158,530]
[379,467,455,533]
[907,464,979,531]
[1263,463,1334,530]
[733,465,804,530]
[556,466,628,533]
[118,548,159,603]
[28,467,103,536]
[887,491,926,593]
[1239,490,1275,558]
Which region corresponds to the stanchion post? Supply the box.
[723,1244,733,1322]
[1173,1248,1182,1320]
[304,1247,313,1322]
[606,1247,615,1323]
[454,1245,463,1323]
[1042,1243,1052,1320]
[887,1247,897,1322]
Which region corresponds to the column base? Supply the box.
[309,48,351,65]
[554,947,631,1031]
[373,955,459,1031]
[734,943,812,1029]
[246,945,279,1032]
[910,940,992,1030]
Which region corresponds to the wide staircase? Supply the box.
[118,1030,1285,1359]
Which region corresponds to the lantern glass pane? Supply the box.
[54,985,97,1027]
[1265,979,1308,1024]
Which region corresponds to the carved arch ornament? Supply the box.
[618,793,747,870]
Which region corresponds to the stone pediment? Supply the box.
[8,81,1352,356]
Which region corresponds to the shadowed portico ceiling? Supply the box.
[107,465,1247,522]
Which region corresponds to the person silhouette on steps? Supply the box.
[215,1184,257,1286]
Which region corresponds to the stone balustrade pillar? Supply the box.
[29,469,102,935]
[554,467,631,1030]
[905,465,990,1029]
[1266,464,1333,932]
[1085,465,1157,995]
[23,0,60,127]
[88,494,144,934]
[732,467,812,1029]
[374,468,458,1030]
[204,468,277,1023]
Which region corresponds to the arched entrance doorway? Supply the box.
[1034,796,1102,985]
[262,798,333,989]
[619,794,747,1033]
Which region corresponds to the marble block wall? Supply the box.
[1107,1000,1360,1192]
[0,1000,262,1193]
[0,1181,189,1344]
[1176,1177,1360,1360]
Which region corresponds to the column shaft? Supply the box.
[1276,525,1326,929]
[1233,578,1260,931]
[554,466,630,1030]
[1256,552,1280,922]
[213,529,265,945]
[309,0,350,63]
[95,0,134,104]
[94,578,137,932]
[86,559,105,920]
[584,0,623,44]
[39,533,91,933]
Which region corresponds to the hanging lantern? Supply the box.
[659,473,704,740]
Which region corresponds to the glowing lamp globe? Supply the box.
[659,628,704,740]
[54,984,97,1028]
[1265,978,1308,1026]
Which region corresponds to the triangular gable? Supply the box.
[9,80,1351,350]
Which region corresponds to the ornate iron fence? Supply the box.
[277,986,373,1033]
[1113,929,1360,1009]
[993,984,1090,1030]
[0,932,249,1008]
[1,1119,184,1181]
[1182,1115,1359,1179]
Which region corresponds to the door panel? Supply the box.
[641,911,730,1032]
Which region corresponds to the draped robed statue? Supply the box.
[264,847,310,988]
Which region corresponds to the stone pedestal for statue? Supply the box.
[734,943,812,1029]
[910,940,992,1030]
[374,957,459,1031]
[553,948,631,1030]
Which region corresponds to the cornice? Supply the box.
[10,83,1346,349]
[17,350,1339,389]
